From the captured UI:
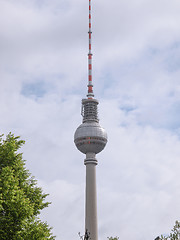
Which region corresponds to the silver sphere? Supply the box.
[74,121,107,154]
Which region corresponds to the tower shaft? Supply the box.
[85,153,98,240]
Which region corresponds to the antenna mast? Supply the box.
[87,0,94,99]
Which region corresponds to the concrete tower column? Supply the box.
[84,152,98,240]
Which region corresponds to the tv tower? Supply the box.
[74,0,107,239]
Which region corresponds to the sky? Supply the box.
[1,0,180,239]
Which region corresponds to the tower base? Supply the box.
[84,153,98,240]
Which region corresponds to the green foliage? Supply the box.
[108,237,119,240]
[0,133,55,239]
[159,221,180,240]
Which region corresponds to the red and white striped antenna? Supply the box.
[87,0,94,99]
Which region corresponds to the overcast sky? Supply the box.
[1,0,180,239]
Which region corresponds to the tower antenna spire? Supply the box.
[87,0,94,98]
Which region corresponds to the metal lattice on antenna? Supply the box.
[87,0,94,99]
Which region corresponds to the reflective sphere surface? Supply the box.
[74,122,107,154]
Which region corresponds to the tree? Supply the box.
[0,133,55,240]
[156,221,180,240]
[108,237,119,240]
